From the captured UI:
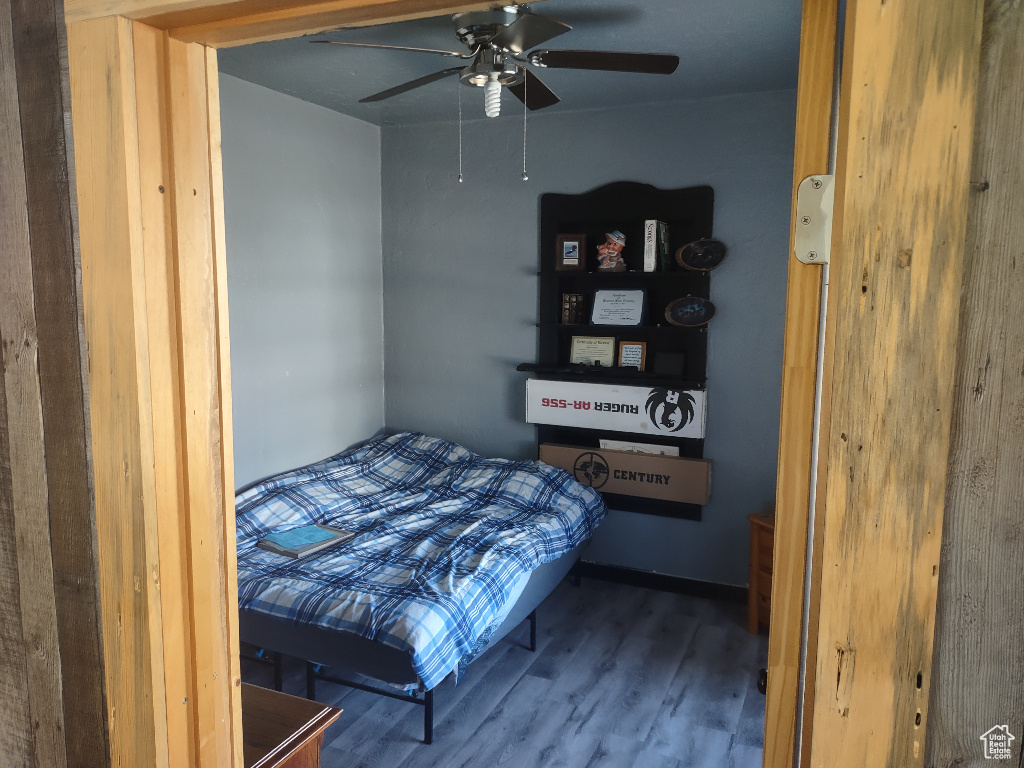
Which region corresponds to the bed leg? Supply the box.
[568,560,583,587]
[423,688,434,745]
[529,610,537,652]
[305,661,316,700]
[273,652,283,692]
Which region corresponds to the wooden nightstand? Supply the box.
[242,683,340,768]
[747,511,775,634]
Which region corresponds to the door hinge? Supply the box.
[794,174,834,265]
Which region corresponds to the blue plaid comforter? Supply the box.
[235,432,606,690]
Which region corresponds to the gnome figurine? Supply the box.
[596,230,627,271]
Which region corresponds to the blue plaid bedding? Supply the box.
[235,432,606,690]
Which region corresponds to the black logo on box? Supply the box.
[645,388,696,433]
[573,452,609,489]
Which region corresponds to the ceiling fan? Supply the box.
[312,5,679,118]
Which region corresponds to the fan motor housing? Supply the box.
[452,9,519,48]
[459,48,522,87]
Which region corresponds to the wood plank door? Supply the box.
[767,1,986,767]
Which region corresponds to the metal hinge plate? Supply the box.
[794,174,834,265]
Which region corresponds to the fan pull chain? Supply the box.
[457,81,464,183]
[521,71,529,181]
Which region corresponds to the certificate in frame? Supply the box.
[591,289,646,326]
[569,336,616,367]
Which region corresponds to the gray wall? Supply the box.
[381,90,796,586]
[220,75,385,488]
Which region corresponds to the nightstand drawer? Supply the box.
[758,536,774,568]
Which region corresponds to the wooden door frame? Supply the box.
[57,0,985,765]
[763,1,838,766]
[62,2,499,766]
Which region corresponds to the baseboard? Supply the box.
[574,561,747,604]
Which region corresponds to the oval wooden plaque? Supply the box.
[676,238,727,271]
[664,296,716,327]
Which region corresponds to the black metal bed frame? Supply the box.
[301,609,538,745]
[240,646,284,692]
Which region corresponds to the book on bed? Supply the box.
[257,524,355,559]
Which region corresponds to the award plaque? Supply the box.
[664,296,716,327]
[556,234,586,271]
[618,341,647,370]
[560,293,586,324]
[569,336,616,366]
[676,238,727,271]
[591,289,645,326]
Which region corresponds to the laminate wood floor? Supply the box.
[241,577,768,768]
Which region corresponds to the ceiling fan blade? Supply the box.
[506,68,560,111]
[529,50,679,75]
[489,13,571,54]
[311,40,466,58]
[359,67,463,103]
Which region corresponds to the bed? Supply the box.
[235,432,606,742]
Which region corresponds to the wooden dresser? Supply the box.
[747,511,776,634]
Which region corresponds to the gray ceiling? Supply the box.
[217,0,802,126]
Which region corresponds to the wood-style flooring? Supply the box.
[240,577,768,768]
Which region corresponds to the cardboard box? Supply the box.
[540,443,711,505]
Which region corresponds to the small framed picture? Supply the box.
[618,341,647,371]
[556,234,587,271]
[561,293,586,324]
[570,336,616,367]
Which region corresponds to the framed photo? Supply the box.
[570,336,616,367]
[556,234,586,271]
[618,341,647,371]
[591,289,646,326]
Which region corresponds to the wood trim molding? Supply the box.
[67,17,169,766]
[763,1,839,766]
[206,43,246,764]
[165,31,239,765]
[68,16,242,765]
[66,0,514,48]
[808,0,984,765]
